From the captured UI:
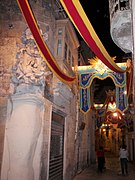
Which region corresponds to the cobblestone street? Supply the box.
[74,152,135,180]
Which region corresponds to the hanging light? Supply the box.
[113,112,118,117]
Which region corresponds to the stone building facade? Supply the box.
[0,0,95,180]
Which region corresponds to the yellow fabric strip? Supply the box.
[60,0,126,73]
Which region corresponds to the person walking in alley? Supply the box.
[97,146,105,173]
[119,144,129,176]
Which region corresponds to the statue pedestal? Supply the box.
[1,94,44,180]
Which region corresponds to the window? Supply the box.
[72,56,74,67]
[64,43,67,60]
[57,39,62,57]
[68,49,71,64]
[58,28,62,36]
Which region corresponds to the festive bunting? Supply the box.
[78,63,127,89]
[16,0,76,85]
[60,0,125,73]
[116,86,127,112]
[80,88,90,114]
[78,63,127,114]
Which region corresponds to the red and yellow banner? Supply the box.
[60,0,125,73]
[16,0,76,85]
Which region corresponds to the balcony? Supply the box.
[109,0,132,53]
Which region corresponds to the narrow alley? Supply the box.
[1,1,135,180]
[74,152,135,180]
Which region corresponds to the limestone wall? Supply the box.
[0,1,92,179]
[0,0,24,171]
[0,0,55,175]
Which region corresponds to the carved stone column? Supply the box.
[1,94,44,180]
[1,27,52,180]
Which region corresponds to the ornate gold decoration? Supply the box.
[88,56,116,75]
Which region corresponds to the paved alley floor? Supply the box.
[73,153,135,180]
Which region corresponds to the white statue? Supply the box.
[1,27,52,180]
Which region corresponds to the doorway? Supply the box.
[49,112,65,180]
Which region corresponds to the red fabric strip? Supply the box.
[17,0,75,82]
[62,0,121,72]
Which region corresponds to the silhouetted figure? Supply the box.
[97,146,105,173]
[119,144,129,176]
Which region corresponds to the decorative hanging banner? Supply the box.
[79,69,126,89]
[60,0,126,73]
[78,62,127,114]
[16,0,76,85]
[81,73,93,87]
[112,72,126,86]
[78,62,127,88]
[80,88,90,114]
[116,86,127,112]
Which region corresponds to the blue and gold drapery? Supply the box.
[78,63,127,114]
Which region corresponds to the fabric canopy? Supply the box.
[16,0,76,85]
[60,0,125,73]
[78,63,127,114]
